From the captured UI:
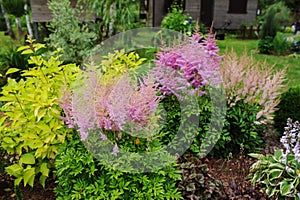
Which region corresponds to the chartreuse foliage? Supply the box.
[0,37,79,187]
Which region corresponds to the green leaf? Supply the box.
[21,49,34,55]
[5,68,21,75]
[14,177,23,186]
[23,167,35,187]
[20,153,35,165]
[268,168,283,180]
[249,153,264,159]
[39,175,47,188]
[5,164,23,177]
[280,180,294,196]
[34,44,46,51]
[274,150,283,161]
[17,45,30,52]
[39,163,49,177]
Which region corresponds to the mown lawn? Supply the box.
[217,35,300,87]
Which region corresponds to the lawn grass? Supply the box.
[0,32,20,52]
[217,35,300,87]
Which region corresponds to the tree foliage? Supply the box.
[2,0,25,17]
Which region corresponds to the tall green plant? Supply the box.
[0,37,79,187]
[47,0,97,64]
[2,0,25,36]
[260,7,277,40]
[83,0,140,36]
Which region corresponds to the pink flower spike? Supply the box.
[112,143,119,156]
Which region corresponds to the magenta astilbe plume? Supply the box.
[154,33,222,96]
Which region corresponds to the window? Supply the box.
[228,0,248,14]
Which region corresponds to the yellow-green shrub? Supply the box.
[0,37,79,187]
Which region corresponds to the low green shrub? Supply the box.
[161,3,194,36]
[55,133,182,200]
[258,36,274,54]
[0,37,78,187]
[274,87,300,133]
[272,34,292,55]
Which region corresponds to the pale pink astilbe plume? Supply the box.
[220,50,287,124]
[59,69,161,141]
[154,33,222,96]
[71,70,99,140]
[59,85,75,128]
[107,75,132,130]
[93,80,112,130]
[127,75,160,128]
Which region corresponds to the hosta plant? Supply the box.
[249,118,300,199]
[0,37,79,187]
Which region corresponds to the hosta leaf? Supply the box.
[249,153,264,159]
[268,169,283,180]
[280,180,294,196]
[266,186,277,197]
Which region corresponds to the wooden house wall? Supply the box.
[185,0,258,30]
[213,0,258,29]
[30,0,52,22]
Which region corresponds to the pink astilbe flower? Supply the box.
[127,75,160,127]
[220,50,287,124]
[154,33,222,96]
[112,143,119,156]
[59,85,75,128]
[59,71,160,141]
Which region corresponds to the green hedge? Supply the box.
[274,87,300,132]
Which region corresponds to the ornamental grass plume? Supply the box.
[220,50,287,124]
[153,33,222,96]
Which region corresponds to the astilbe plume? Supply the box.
[220,50,287,124]
[59,70,160,142]
[280,118,300,164]
[153,33,222,96]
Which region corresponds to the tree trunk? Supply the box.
[24,3,33,38]
[0,0,15,39]
[15,17,23,39]
[108,2,116,36]
[146,0,153,26]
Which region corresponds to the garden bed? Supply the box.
[0,133,282,200]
